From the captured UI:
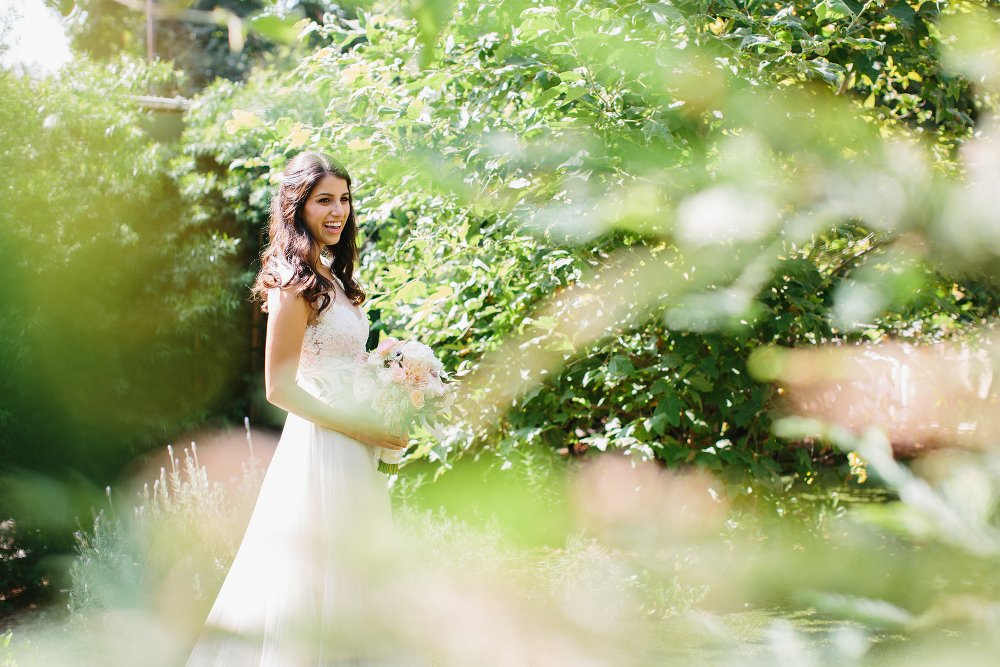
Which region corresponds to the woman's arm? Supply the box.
[264,286,406,450]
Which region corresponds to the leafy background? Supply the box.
[5,0,1000,662]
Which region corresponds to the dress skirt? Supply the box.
[186,368,398,666]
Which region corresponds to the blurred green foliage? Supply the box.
[35,436,1000,665]
[0,57,250,476]
[0,59,251,602]
[59,442,710,664]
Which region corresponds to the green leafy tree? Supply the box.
[0,5,16,62]
[0,58,251,602]
[48,0,336,94]
[191,0,1000,489]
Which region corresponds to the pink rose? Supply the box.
[376,337,402,355]
[391,363,406,384]
[409,389,425,409]
[355,351,370,367]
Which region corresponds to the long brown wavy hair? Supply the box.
[251,151,365,315]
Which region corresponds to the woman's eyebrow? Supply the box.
[314,191,349,197]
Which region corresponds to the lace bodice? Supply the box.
[298,299,370,377]
[264,257,369,379]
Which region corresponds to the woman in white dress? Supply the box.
[186,151,408,666]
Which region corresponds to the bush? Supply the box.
[0,57,254,604]
[0,57,252,477]
[185,0,999,488]
[68,438,262,619]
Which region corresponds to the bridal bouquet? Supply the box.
[354,337,456,474]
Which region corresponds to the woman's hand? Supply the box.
[350,428,408,450]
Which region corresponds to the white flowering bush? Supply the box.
[69,429,263,620]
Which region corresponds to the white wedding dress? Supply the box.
[186,272,401,666]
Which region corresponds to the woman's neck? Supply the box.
[311,248,334,280]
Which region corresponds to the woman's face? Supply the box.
[302,174,351,248]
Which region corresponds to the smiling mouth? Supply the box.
[324,222,343,233]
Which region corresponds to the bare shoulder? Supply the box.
[267,284,312,325]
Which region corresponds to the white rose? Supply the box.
[372,386,392,414]
[428,376,446,397]
[405,360,432,382]
[401,341,433,365]
[354,375,377,401]
[409,389,425,409]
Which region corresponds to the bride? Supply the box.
[186,151,408,666]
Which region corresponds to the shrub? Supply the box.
[0,56,256,602]
[68,436,262,619]
[187,0,998,488]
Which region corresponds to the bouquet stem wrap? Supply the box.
[377,425,408,475]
